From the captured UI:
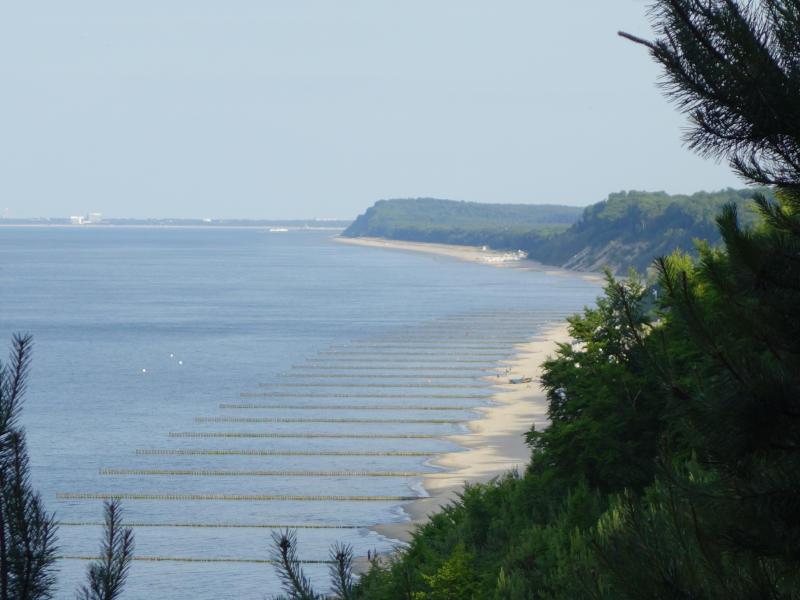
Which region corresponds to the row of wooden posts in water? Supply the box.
[56,311,564,561]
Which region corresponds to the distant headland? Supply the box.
[342,189,767,274]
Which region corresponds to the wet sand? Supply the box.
[369,323,570,543]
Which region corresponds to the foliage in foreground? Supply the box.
[351,187,800,598]
[0,335,134,600]
[0,334,57,600]
[269,529,356,600]
[76,500,134,600]
[341,1,800,597]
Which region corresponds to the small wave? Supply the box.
[408,477,430,498]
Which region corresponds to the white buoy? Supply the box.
[170,353,174,358]
[142,368,147,373]
[178,360,183,366]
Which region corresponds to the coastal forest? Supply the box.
[343,188,766,274]
[300,1,800,598]
[342,198,582,247]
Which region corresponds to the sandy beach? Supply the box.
[334,235,603,283]
[334,236,594,546]
[370,323,571,543]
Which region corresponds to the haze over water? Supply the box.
[0,227,600,598]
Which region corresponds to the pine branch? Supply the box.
[621,0,800,186]
[76,500,134,600]
[0,336,59,600]
[328,542,355,600]
[0,334,33,439]
[269,529,319,600]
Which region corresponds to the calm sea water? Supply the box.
[0,227,600,599]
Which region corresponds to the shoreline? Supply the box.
[369,323,571,544]
[333,235,603,283]
[335,235,592,553]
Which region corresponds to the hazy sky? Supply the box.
[2,1,744,220]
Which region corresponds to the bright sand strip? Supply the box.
[334,236,603,283]
[333,237,597,546]
[368,324,570,544]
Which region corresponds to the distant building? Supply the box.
[70,213,103,225]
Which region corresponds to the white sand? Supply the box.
[334,236,603,283]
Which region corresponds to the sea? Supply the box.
[0,226,601,599]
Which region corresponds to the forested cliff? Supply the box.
[342,198,581,250]
[343,189,764,274]
[531,188,763,272]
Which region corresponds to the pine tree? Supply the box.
[594,1,800,594]
[0,335,135,600]
[269,529,357,600]
[0,334,58,600]
[619,0,800,188]
[75,500,134,600]
[270,529,320,600]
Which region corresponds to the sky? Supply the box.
[1,1,744,220]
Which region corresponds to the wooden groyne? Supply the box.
[257,382,490,389]
[194,417,468,424]
[57,493,420,502]
[135,449,436,456]
[219,404,476,411]
[99,469,427,477]
[239,392,492,399]
[58,522,360,529]
[168,432,446,439]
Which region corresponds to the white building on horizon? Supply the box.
[70,212,103,225]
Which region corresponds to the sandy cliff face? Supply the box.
[558,241,653,274]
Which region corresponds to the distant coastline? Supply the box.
[0,223,347,232]
[0,218,350,230]
[341,191,766,274]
